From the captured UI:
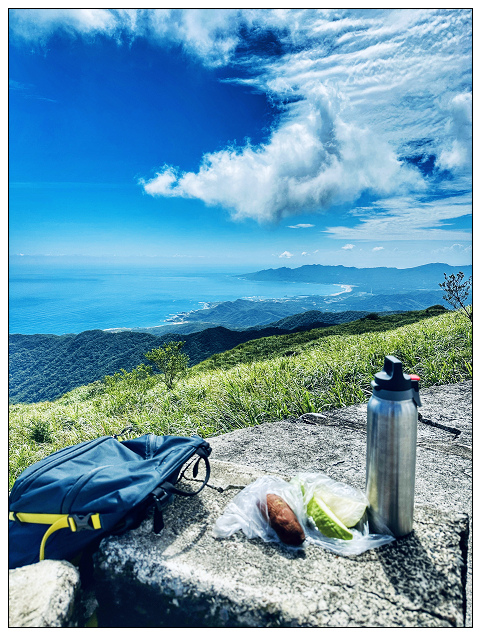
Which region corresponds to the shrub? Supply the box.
[145,341,189,390]
[29,420,53,444]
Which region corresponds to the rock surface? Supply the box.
[93,381,472,627]
[94,460,468,627]
[9,559,80,627]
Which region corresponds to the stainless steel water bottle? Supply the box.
[366,355,421,537]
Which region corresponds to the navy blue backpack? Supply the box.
[9,433,211,570]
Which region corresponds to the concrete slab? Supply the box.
[92,381,471,627]
[206,382,472,513]
[94,459,468,627]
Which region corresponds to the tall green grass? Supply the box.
[9,310,471,488]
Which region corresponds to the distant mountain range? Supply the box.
[9,262,471,403]
[240,262,472,290]
[146,291,445,331]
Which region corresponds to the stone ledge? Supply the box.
[94,459,468,628]
[204,381,472,626]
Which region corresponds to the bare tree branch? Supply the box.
[439,272,472,322]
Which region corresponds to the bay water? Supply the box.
[9,262,341,335]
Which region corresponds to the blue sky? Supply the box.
[9,8,472,269]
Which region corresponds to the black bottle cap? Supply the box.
[372,356,413,392]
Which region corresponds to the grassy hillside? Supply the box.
[9,309,471,488]
[9,324,298,404]
[196,307,447,372]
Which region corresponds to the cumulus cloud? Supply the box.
[342,244,355,250]
[141,87,424,223]
[137,8,470,223]
[279,251,293,258]
[143,166,178,195]
[288,223,315,229]
[372,246,384,251]
[433,243,472,255]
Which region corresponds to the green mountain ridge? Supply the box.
[10,307,446,404]
[9,310,368,404]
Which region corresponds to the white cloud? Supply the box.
[279,251,294,258]
[342,244,355,250]
[142,166,177,196]
[326,193,472,241]
[141,87,424,222]
[436,92,472,172]
[9,8,246,67]
[9,9,119,43]
[288,223,315,229]
[146,9,244,67]
[248,9,472,160]
[11,8,471,226]
[372,246,384,251]
[432,243,472,255]
[137,8,470,223]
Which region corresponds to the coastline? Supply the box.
[331,284,354,296]
[103,287,358,332]
[127,287,357,331]
[11,286,356,336]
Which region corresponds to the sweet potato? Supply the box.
[259,493,305,546]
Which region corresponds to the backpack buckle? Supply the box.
[152,488,170,508]
[69,513,99,532]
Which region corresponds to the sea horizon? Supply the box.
[9,262,348,336]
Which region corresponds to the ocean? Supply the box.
[9,262,342,335]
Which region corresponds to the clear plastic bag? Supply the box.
[212,473,395,556]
